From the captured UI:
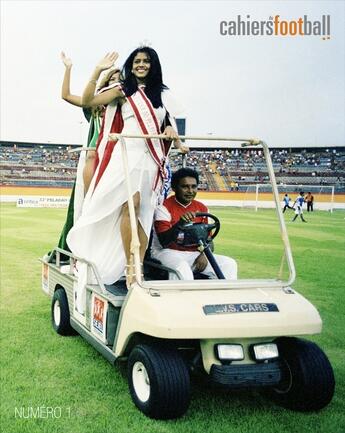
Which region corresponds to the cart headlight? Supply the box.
[216,344,244,361]
[252,343,279,361]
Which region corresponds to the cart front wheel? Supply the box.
[271,337,335,411]
[128,344,190,419]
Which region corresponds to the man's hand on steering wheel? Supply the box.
[179,212,197,224]
[177,212,220,243]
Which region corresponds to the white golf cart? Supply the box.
[41,134,335,419]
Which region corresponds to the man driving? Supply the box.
[151,168,237,280]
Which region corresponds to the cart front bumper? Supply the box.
[210,360,286,388]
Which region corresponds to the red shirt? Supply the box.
[153,196,208,251]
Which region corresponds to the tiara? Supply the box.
[138,39,152,48]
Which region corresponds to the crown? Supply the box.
[138,39,152,48]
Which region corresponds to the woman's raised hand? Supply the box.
[61,51,72,68]
[96,52,119,71]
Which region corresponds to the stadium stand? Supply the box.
[1,141,344,192]
[1,142,78,188]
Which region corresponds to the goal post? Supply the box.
[240,184,259,210]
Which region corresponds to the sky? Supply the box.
[1,0,344,148]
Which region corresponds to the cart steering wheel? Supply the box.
[194,212,220,240]
[177,212,221,247]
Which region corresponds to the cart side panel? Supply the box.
[43,263,75,309]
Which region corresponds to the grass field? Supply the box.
[1,203,345,433]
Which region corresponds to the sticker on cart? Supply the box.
[42,263,49,294]
[91,294,108,342]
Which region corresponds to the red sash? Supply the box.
[92,105,124,193]
[92,86,168,194]
[126,87,168,191]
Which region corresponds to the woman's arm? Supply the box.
[162,117,189,154]
[60,52,82,107]
[161,90,188,152]
[81,52,123,107]
[173,136,189,154]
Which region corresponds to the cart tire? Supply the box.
[128,344,190,419]
[271,337,335,411]
[51,288,76,336]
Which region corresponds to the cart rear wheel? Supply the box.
[271,337,335,411]
[128,344,190,419]
[51,288,76,336]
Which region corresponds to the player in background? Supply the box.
[282,193,294,213]
[292,191,307,222]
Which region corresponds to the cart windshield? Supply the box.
[112,133,296,289]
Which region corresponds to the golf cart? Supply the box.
[41,134,335,419]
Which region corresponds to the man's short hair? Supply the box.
[171,168,199,189]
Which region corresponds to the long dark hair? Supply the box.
[121,47,168,108]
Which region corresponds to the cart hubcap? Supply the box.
[132,361,150,402]
[54,300,61,326]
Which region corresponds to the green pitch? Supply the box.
[1,203,344,433]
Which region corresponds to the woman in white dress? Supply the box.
[67,47,187,288]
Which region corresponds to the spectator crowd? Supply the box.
[1,142,345,192]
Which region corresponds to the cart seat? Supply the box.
[105,278,128,296]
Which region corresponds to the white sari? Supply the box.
[67,89,182,287]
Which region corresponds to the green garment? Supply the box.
[88,113,101,148]
[56,183,75,256]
